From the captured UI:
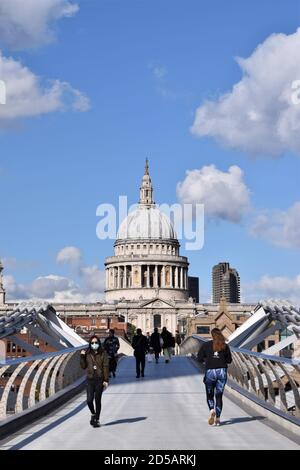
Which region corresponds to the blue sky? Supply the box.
[0,0,300,303]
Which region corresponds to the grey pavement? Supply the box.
[0,356,299,450]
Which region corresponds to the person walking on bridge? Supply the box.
[175,330,182,355]
[150,327,162,363]
[197,328,232,426]
[104,329,120,378]
[80,335,109,428]
[161,327,175,363]
[132,328,148,378]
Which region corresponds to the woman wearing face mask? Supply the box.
[80,335,109,428]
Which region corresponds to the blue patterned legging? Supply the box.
[204,368,227,418]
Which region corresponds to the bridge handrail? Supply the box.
[184,334,300,366]
[181,334,300,418]
[0,344,88,367]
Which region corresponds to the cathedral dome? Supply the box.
[116,205,177,241]
[105,159,189,305]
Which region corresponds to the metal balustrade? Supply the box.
[180,335,300,418]
[0,345,87,420]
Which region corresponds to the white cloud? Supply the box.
[176,164,250,223]
[250,201,300,248]
[191,28,300,156]
[56,246,82,265]
[3,246,106,303]
[30,274,73,298]
[244,274,300,305]
[0,0,79,49]
[79,265,106,292]
[4,271,105,303]
[3,274,28,299]
[0,52,90,126]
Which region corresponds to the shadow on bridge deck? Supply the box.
[0,356,298,450]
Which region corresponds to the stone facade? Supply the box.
[105,159,189,303]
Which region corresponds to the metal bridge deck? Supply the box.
[0,357,298,450]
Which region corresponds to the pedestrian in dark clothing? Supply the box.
[103,329,120,378]
[160,327,175,363]
[132,328,148,378]
[197,328,232,426]
[146,332,151,351]
[150,327,162,363]
[175,330,182,355]
[80,335,109,428]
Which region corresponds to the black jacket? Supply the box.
[132,334,148,356]
[197,340,232,370]
[150,332,162,352]
[161,330,175,348]
[103,336,120,357]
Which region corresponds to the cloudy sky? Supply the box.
[0,0,300,304]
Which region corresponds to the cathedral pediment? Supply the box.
[138,297,175,309]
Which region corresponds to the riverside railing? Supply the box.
[0,344,88,420]
[180,335,300,418]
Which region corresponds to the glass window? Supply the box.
[154,314,161,328]
[196,326,210,335]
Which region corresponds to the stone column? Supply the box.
[162,265,166,288]
[154,265,158,288]
[147,265,150,288]
[114,267,117,288]
[117,266,120,289]
[170,266,173,288]
[180,267,183,289]
[106,269,109,289]
[123,266,126,288]
[175,266,178,288]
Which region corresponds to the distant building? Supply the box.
[212,262,240,303]
[186,297,279,351]
[188,276,199,303]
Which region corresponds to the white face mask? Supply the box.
[91,343,99,351]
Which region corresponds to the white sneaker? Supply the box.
[214,417,221,426]
[208,410,216,425]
